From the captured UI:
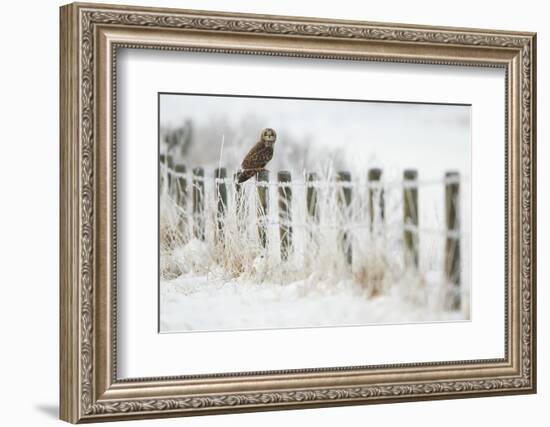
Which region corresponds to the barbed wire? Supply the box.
[253,219,463,238]
[160,164,463,189]
[160,163,465,240]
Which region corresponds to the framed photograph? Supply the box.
[60,2,537,423]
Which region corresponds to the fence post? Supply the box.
[159,154,166,192]
[166,154,174,195]
[174,163,187,208]
[192,167,205,240]
[256,170,269,248]
[233,172,243,230]
[305,172,320,265]
[368,168,384,232]
[278,171,292,261]
[337,171,352,265]
[174,163,188,235]
[215,168,227,241]
[306,172,319,222]
[403,169,419,268]
[445,171,461,309]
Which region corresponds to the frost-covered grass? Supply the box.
[159,165,469,332]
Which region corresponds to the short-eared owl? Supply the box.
[236,128,277,183]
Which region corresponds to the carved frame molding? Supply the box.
[60,2,536,423]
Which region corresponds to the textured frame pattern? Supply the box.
[60,2,536,423]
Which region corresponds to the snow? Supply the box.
[160,273,464,333]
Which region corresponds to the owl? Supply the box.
[236,128,277,183]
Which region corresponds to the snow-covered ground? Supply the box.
[160,272,465,332]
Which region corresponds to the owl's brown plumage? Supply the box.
[236,128,276,183]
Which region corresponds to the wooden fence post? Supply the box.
[278,171,292,261]
[174,163,187,208]
[445,171,461,309]
[305,172,320,264]
[159,154,166,191]
[192,167,205,240]
[233,172,243,230]
[368,168,384,232]
[215,168,227,240]
[306,172,319,222]
[166,154,174,194]
[403,169,419,267]
[174,163,188,235]
[337,171,352,265]
[256,170,269,248]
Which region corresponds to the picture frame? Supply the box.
[59,2,537,423]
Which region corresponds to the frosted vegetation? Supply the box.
[159,118,469,332]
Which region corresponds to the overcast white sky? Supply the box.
[160,93,470,181]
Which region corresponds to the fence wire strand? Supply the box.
[160,163,466,240]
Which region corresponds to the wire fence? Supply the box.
[159,154,464,309]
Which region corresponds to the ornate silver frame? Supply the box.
[60,2,537,423]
